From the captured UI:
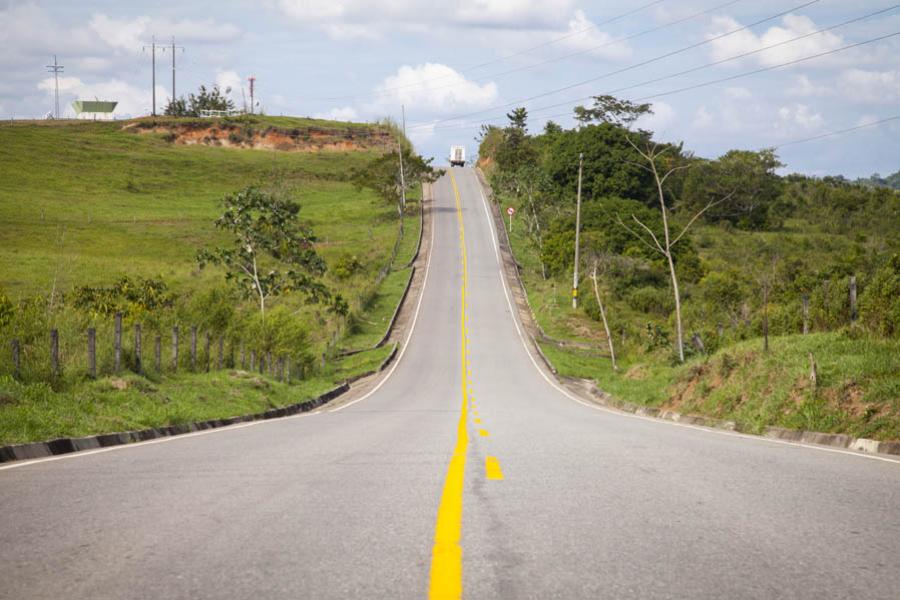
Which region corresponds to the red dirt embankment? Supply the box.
[125,120,394,153]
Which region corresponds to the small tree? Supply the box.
[588,254,618,371]
[618,139,734,362]
[163,84,235,117]
[197,187,344,317]
[351,146,436,214]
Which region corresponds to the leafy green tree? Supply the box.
[495,107,538,173]
[681,149,783,230]
[573,95,653,127]
[351,147,436,211]
[506,107,528,130]
[544,123,660,204]
[197,187,344,317]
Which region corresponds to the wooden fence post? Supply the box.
[11,339,20,379]
[240,344,246,370]
[50,329,60,378]
[154,335,162,372]
[190,326,197,372]
[134,323,142,374]
[285,360,291,384]
[172,326,179,372]
[249,350,256,372]
[217,337,224,370]
[114,312,123,371]
[267,352,273,377]
[849,275,858,322]
[204,332,211,372]
[802,294,809,334]
[87,328,96,378]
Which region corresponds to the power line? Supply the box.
[335,0,746,108]
[409,0,821,130]
[773,115,900,149]
[429,5,897,131]
[425,28,900,133]
[45,55,64,119]
[317,0,668,101]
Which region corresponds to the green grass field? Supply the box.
[0,117,421,445]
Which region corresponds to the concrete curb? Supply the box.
[475,168,900,459]
[0,382,350,464]
[403,182,428,269]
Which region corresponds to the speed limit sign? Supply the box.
[507,206,516,232]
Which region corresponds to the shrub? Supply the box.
[628,286,673,316]
[860,254,900,337]
[332,254,364,279]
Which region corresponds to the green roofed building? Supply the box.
[72,100,118,120]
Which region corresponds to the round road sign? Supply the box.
[507,207,516,216]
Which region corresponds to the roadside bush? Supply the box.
[332,253,364,279]
[860,254,900,337]
[627,286,672,316]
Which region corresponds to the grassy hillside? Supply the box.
[0,117,422,445]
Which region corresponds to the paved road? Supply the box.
[1,168,898,599]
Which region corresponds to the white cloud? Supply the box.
[314,106,359,121]
[636,101,675,133]
[275,0,575,38]
[558,10,631,61]
[787,75,831,97]
[776,103,823,134]
[706,14,843,67]
[839,69,900,104]
[37,75,164,118]
[88,14,241,53]
[370,63,498,113]
[453,0,575,29]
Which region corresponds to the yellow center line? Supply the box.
[428,171,469,600]
[485,456,504,481]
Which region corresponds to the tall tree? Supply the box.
[573,95,653,127]
[197,187,344,316]
[618,139,734,362]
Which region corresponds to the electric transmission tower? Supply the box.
[142,37,160,116]
[45,55,64,119]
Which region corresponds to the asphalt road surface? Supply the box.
[2,168,898,599]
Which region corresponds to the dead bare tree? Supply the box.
[618,138,734,362]
[589,258,617,371]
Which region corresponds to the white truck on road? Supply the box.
[449,145,466,167]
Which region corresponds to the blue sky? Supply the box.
[2,0,898,177]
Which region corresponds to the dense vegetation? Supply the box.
[0,115,430,444]
[479,100,900,440]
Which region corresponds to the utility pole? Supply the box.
[45,55,64,119]
[163,37,184,106]
[572,152,584,309]
[397,140,407,215]
[401,104,406,137]
[142,36,159,116]
[248,76,256,114]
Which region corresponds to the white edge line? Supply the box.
[472,170,900,466]
[328,183,437,412]
[1,196,437,471]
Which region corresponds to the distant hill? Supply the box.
[857,169,900,190]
